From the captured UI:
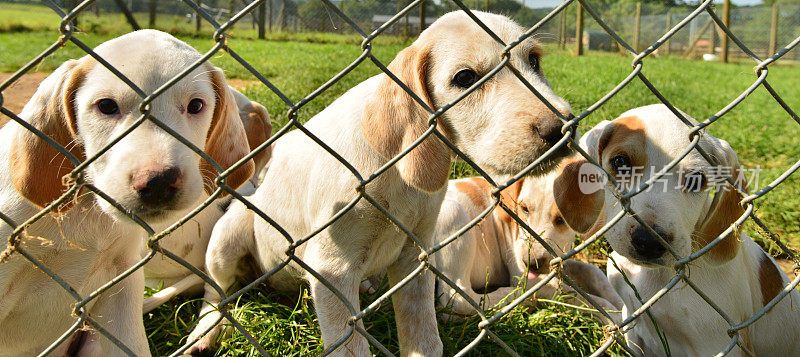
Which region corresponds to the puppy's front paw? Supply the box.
[183,342,216,357]
[183,324,221,357]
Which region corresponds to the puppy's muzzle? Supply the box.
[528,256,552,274]
[533,115,566,147]
[132,166,183,207]
[630,225,672,261]
[532,113,574,170]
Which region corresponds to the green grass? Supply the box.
[144,284,622,356]
[3,3,800,356]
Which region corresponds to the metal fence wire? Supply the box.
[1,0,799,356]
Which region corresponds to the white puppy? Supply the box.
[433,163,622,318]
[142,89,271,313]
[566,104,800,356]
[186,11,572,356]
[0,30,256,356]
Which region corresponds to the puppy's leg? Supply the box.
[143,274,204,313]
[81,269,151,357]
[185,201,255,355]
[388,239,443,357]
[304,241,369,357]
[562,260,624,309]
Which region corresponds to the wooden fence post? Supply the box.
[721,0,730,63]
[664,13,671,56]
[575,2,584,56]
[281,0,287,31]
[420,0,427,34]
[112,0,140,31]
[228,0,236,29]
[67,0,78,26]
[559,1,566,49]
[149,0,157,28]
[633,2,642,53]
[196,0,202,32]
[684,18,713,57]
[769,2,779,55]
[258,1,266,38]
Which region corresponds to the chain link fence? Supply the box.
[11,0,800,60]
[0,0,799,356]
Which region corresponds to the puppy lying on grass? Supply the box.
[432,159,622,321]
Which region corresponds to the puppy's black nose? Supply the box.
[530,256,551,273]
[534,117,565,146]
[630,225,671,260]
[133,166,182,206]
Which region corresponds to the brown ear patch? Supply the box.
[454,179,487,209]
[601,116,647,172]
[549,204,570,232]
[202,67,255,194]
[758,251,783,306]
[696,169,747,262]
[9,59,92,210]
[553,156,604,234]
[496,179,524,226]
[361,44,450,193]
[239,101,272,174]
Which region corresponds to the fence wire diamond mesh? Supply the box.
[0,0,799,356]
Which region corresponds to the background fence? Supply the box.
[0,0,799,356]
[5,0,800,60]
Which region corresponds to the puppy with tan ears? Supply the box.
[564,104,800,356]
[185,10,573,356]
[142,88,272,313]
[0,30,261,356]
[433,160,622,319]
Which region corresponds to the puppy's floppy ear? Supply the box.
[496,178,524,225]
[362,44,450,193]
[579,120,614,163]
[230,87,272,175]
[695,137,747,263]
[203,66,255,193]
[9,59,89,210]
[553,155,605,234]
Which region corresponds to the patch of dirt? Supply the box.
[777,259,797,280]
[0,72,49,124]
[226,78,262,90]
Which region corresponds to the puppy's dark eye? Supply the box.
[683,170,707,193]
[529,53,540,72]
[452,69,478,89]
[97,99,119,115]
[610,154,632,175]
[554,215,565,226]
[187,98,204,114]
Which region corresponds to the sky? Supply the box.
[526,0,764,8]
